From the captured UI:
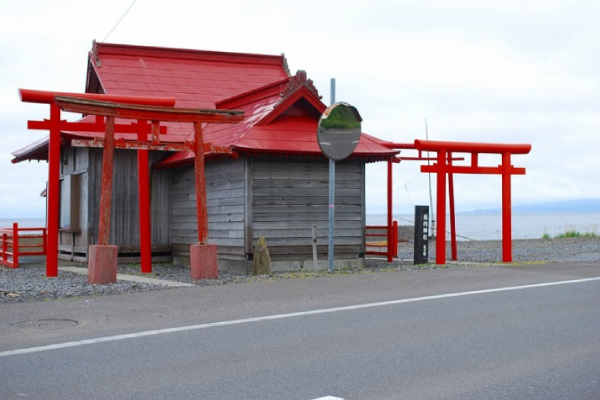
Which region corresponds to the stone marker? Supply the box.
[252,236,271,275]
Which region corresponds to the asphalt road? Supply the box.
[1,262,599,399]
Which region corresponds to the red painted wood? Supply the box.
[387,160,393,262]
[19,88,176,107]
[1,233,7,265]
[12,223,19,269]
[502,152,512,263]
[136,121,152,274]
[46,104,61,277]
[190,244,218,279]
[98,117,116,246]
[54,96,244,123]
[448,154,457,262]
[414,140,530,265]
[194,122,209,244]
[88,245,118,284]
[415,140,531,155]
[436,149,447,265]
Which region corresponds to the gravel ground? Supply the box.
[2,237,599,304]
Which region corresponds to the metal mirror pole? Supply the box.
[328,78,336,273]
[328,157,335,273]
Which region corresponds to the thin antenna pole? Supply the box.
[330,78,336,105]
[426,119,435,238]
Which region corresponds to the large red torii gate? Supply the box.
[385,139,531,265]
[20,89,243,282]
[20,89,176,278]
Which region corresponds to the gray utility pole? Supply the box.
[328,78,336,273]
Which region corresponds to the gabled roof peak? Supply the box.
[91,40,289,69]
[215,70,322,111]
[281,70,321,100]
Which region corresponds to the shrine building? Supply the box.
[12,42,398,273]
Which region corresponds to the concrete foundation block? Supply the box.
[88,245,118,284]
[190,244,218,280]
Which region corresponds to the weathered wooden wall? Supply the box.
[58,146,90,258]
[251,157,365,260]
[170,155,366,266]
[59,147,172,259]
[171,157,246,261]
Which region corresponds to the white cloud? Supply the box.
[1,0,598,218]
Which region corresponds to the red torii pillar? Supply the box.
[19,89,176,277]
[414,140,531,264]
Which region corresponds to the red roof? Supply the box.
[13,43,398,163]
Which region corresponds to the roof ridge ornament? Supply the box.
[281,70,321,100]
[92,39,101,67]
[281,53,291,77]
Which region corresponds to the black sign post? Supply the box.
[414,205,429,264]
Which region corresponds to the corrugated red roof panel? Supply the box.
[13,43,398,164]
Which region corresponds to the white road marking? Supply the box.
[2,276,599,358]
[312,396,344,400]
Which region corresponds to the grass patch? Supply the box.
[555,231,597,238]
[542,231,597,239]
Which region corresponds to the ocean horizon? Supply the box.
[2,210,599,241]
[367,210,600,241]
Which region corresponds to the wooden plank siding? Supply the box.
[62,148,172,259]
[171,156,366,265]
[58,146,90,257]
[251,157,365,260]
[171,157,246,260]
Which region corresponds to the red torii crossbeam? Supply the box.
[414,140,531,264]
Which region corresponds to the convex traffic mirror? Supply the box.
[317,102,362,161]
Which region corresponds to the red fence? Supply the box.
[0,223,47,269]
[365,221,399,262]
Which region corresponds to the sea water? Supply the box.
[0,218,47,229]
[367,211,600,241]
[2,213,599,241]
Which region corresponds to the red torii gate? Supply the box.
[20,90,243,282]
[20,89,176,278]
[414,140,531,264]
[384,139,531,265]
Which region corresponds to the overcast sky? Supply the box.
[1,0,599,218]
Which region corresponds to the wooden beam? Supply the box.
[70,138,231,155]
[54,96,244,123]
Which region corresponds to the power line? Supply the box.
[102,0,137,42]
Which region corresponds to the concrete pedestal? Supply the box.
[88,245,118,284]
[190,243,218,280]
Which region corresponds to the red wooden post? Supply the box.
[151,121,160,144]
[448,153,457,261]
[502,152,512,262]
[2,232,6,263]
[194,121,209,243]
[190,121,218,279]
[98,117,116,245]
[435,148,447,265]
[89,116,118,284]
[387,159,393,262]
[392,220,399,258]
[12,223,19,268]
[46,103,61,277]
[42,228,47,255]
[136,121,152,273]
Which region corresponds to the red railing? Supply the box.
[0,223,47,269]
[365,221,399,262]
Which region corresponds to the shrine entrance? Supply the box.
[20,89,243,282]
[385,139,531,265]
